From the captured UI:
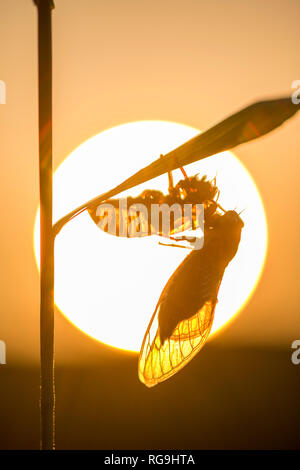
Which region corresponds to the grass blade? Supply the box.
[54,97,299,235]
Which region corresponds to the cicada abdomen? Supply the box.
[138,210,244,387]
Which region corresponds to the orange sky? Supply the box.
[0,0,299,364]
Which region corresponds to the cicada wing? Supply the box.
[138,299,216,388]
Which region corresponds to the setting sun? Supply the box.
[34,121,268,352]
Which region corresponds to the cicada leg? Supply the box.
[215,201,226,213]
[168,169,174,194]
[179,166,188,180]
[158,241,192,249]
[159,233,203,250]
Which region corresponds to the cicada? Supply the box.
[88,167,219,239]
[138,209,244,387]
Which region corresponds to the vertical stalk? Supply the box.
[33,0,55,450]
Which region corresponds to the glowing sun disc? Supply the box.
[34,121,268,352]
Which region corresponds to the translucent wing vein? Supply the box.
[138,299,216,387]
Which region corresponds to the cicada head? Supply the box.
[210,210,244,263]
[219,210,244,229]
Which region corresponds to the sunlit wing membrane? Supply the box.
[138,299,216,387]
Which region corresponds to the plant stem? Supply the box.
[34,0,55,450]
